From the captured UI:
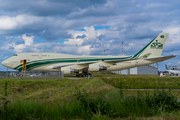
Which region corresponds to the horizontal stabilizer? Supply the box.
[145,55,177,62]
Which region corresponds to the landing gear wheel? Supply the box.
[76,73,83,77]
[76,73,93,78]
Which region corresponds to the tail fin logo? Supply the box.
[150,40,163,49]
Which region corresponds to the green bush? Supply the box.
[1,83,180,119]
[74,88,111,119]
[144,89,180,112]
[108,89,180,118]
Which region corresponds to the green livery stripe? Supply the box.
[133,35,158,58]
[14,56,131,71]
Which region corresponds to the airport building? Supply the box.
[112,65,158,75]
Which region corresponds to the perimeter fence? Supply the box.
[0,71,64,79]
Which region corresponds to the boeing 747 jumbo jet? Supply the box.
[1,33,177,77]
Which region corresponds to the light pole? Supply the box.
[122,42,124,55]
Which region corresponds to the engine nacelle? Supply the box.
[89,64,107,72]
[61,67,71,74]
[89,64,99,72]
[61,67,79,74]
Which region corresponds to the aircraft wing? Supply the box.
[52,58,137,69]
[52,61,97,69]
[145,55,177,62]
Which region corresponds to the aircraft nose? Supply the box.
[1,60,9,67]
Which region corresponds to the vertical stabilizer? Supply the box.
[133,33,169,58]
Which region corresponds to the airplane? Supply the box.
[1,33,177,77]
[165,64,180,76]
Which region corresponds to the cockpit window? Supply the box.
[13,54,18,56]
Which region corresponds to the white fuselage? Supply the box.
[166,70,180,74]
[2,53,155,74]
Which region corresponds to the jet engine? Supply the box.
[61,67,79,74]
[89,63,107,72]
[61,67,71,74]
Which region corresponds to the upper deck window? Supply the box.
[13,54,18,56]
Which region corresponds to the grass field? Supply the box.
[0,72,180,119]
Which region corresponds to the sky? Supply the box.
[0,0,180,71]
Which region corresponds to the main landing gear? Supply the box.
[76,73,94,79]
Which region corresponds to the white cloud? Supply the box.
[9,34,34,52]
[163,27,180,44]
[1,26,116,56]
[84,26,97,39]
[13,43,26,53]
[0,16,18,29]
[22,34,34,46]
[66,26,101,46]
[2,34,35,53]
[77,45,91,55]
[0,15,43,30]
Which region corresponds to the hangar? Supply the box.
[112,65,158,75]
